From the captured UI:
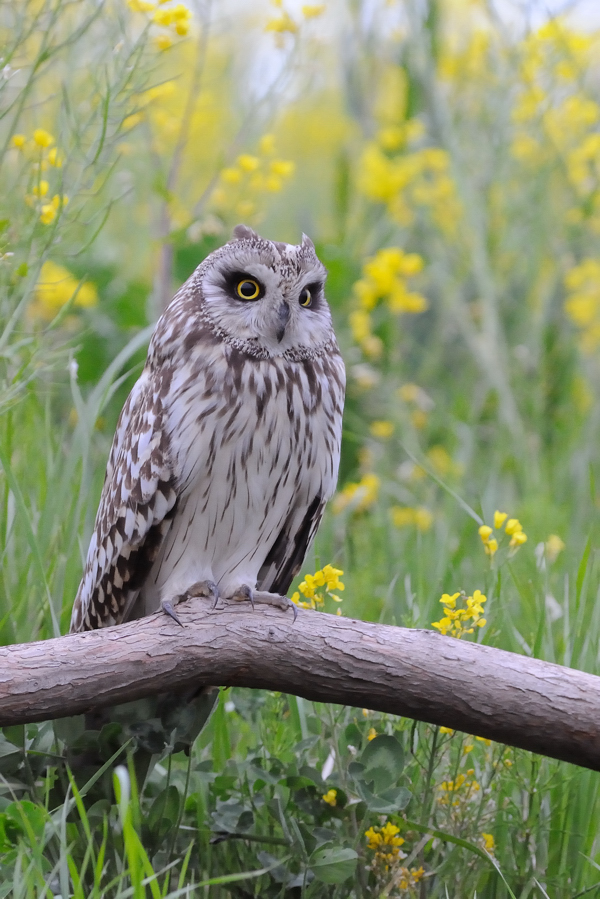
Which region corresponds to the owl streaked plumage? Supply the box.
[70,225,345,633]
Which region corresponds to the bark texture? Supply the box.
[0,601,599,771]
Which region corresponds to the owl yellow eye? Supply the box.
[236,278,261,300]
[299,287,312,308]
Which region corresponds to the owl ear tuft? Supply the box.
[301,233,315,252]
[232,224,260,241]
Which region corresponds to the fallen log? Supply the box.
[0,600,598,771]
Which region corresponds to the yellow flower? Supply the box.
[390,506,433,532]
[123,113,142,131]
[440,592,460,608]
[478,524,493,543]
[302,4,324,17]
[128,0,155,10]
[367,727,377,741]
[439,726,454,735]
[11,134,26,149]
[33,129,54,148]
[31,261,98,321]
[366,822,405,853]
[322,789,337,807]
[484,538,498,556]
[152,3,191,32]
[270,159,295,178]
[370,419,394,439]
[414,507,433,532]
[237,154,260,172]
[154,33,173,50]
[545,534,565,562]
[47,147,63,167]
[265,12,298,34]
[32,180,49,198]
[259,133,276,155]
[493,510,507,529]
[432,590,487,638]
[39,204,56,225]
[510,531,527,547]
[482,832,495,852]
[504,518,522,536]
[333,473,380,514]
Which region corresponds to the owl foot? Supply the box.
[161,598,184,627]
[186,580,219,606]
[253,591,298,623]
[226,584,255,609]
[224,586,297,622]
[161,580,219,626]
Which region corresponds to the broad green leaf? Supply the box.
[309,845,358,883]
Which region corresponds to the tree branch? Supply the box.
[1,602,599,771]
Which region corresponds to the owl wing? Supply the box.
[257,494,327,596]
[258,351,345,596]
[70,371,178,633]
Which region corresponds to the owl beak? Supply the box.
[275,301,290,342]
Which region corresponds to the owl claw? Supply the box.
[186,580,219,605]
[252,591,298,623]
[227,584,254,608]
[161,598,184,627]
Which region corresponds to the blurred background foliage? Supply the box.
[1,0,600,894]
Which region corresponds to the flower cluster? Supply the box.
[392,866,426,892]
[431,590,487,639]
[390,506,433,533]
[365,822,406,865]
[213,136,295,223]
[478,510,527,558]
[265,1,324,40]
[127,0,192,50]
[359,141,462,237]
[438,770,481,806]
[30,261,98,323]
[508,21,600,231]
[12,129,67,226]
[350,247,427,357]
[332,472,380,515]
[397,382,434,431]
[290,564,344,611]
[365,822,426,890]
[564,258,600,352]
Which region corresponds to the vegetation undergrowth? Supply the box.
[1,0,600,895]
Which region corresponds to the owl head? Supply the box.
[195,225,334,357]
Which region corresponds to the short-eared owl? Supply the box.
[70,225,345,633]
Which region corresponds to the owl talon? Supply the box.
[227,584,254,607]
[186,580,219,605]
[161,598,184,627]
[251,591,298,623]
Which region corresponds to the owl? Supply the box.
[70,225,345,634]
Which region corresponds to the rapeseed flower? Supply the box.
[290,565,344,610]
[333,472,380,514]
[322,789,337,806]
[545,534,565,562]
[391,506,433,532]
[30,261,97,322]
[33,129,54,148]
[432,590,487,638]
[478,510,527,557]
[438,770,481,806]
